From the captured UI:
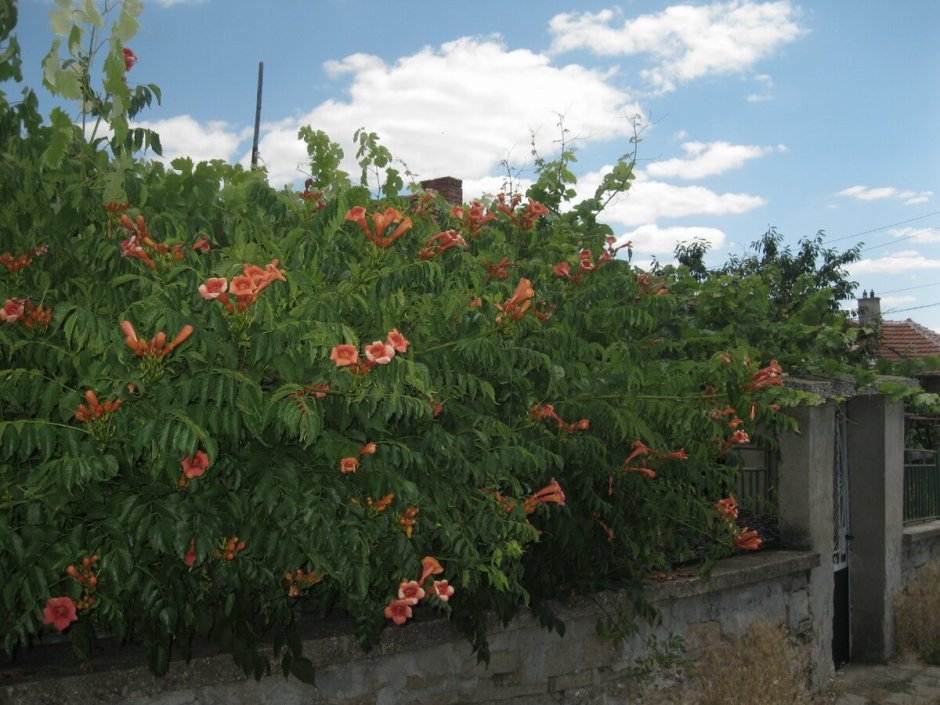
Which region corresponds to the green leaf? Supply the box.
[113,0,143,43]
[80,0,104,28]
[149,641,170,676]
[168,411,211,453]
[49,5,73,36]
[289,656,316,684]
[43,105,77,166]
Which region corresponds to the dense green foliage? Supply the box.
[0,0,854,682]
[673,231,869,378]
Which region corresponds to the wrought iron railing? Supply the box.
[903,449,940,524]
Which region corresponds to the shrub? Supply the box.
[694,620,809,705]
[0,0,821,681]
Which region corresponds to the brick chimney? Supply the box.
[857,289,882,326]
[420,177,462,206]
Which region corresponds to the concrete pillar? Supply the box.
[846,392,904,662]
[777,402,835,686]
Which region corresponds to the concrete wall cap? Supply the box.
[785,376,856,399]
[785,375,920,399]
[903,519,940,544]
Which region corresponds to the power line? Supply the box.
[883,301,940,315]
[860,226,940,252]
[826,210,940,244]
[879,281,940,295]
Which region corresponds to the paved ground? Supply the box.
[826,660,940,704]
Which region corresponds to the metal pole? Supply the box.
[251,62,264,169]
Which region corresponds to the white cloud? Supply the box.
[461,175,534,201]
[838,186,894,200]
[323,53,386,77]
[746,72,775,102]
[849,250,940,275]
[646,140,772,179]
[889,226,940,244]
[135,115,248,163]
[837,185,933,206]
[576,168,765,227]
[904,193,934,206]
[616,223,726,255]
[248,115,307,184]
[548,1,804,92]
[254,37,640,187]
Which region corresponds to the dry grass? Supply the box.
[895,560,940,663]
[694,619,809,705]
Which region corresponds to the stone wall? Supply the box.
[901,519,940,585]
[0,551,819,705]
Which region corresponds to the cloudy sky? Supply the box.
[15,0,940,328]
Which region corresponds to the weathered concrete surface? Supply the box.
[901,519,940,584]
[0,551,819,705]
[784,376,857,400]
[831,659,940,705]
[778,402,837,689]
[847,393,905,663]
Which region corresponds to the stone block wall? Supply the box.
[0,551,819,705]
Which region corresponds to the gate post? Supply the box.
[777,399,836,686]
[846,391,904,662]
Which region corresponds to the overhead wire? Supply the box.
[859,226,940,252]
[882,301,940,315]
[825,210,940,244]
[879,281,940,295]
[838,222,940,306]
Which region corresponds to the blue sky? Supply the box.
[14,0,940,328]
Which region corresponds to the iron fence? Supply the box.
[904,449,940,524]
[736,445,778,515]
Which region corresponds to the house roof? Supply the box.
[879,319,940,361]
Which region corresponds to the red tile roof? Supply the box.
[879,319,940,361]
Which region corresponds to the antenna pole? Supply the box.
[251,62,264,169]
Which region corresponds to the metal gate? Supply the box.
[832,406,851,667]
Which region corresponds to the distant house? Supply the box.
[858,291,940,393]
[881,319,940,361]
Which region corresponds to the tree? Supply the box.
[672,230,868,377]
